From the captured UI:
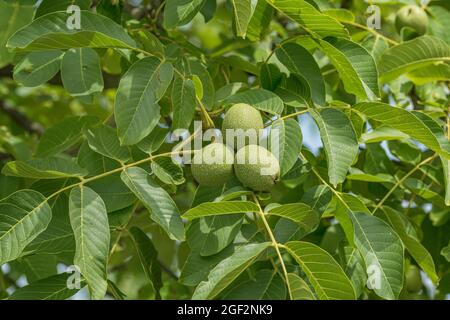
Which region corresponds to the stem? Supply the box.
[252,194,292,300]
[197,97,215,129]
[342,21,398,46]
[152,0,166,24]
[108,202,139,264]
[372,154,437,214]
[44,129,200,204]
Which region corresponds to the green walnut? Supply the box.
[395,5,428,36]
[234,145,280,192]
[405,265,422,293]
[191,143,234,187]
[222,103,264,148]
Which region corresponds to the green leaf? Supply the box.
[441,156,450,206]
[224,88,284,115]
[192,242,271,299]
[85,124,131,162]
[164,0,206,29]
[225,269,286,299]
[287,273,316,300]
[268,203,319,234]
[340,246,366,299]
[61,48,104,96]
[283,241,356,300]
[151,156,185,185]
[13,50,64,87]
[246,0,273,41]
[269,118,303,175]
[36,116,98,158]
[275,42,325,106]
[324,8,355,22]
[318,38,379,99]
[2,157,88,179]
[7,11,137,51]
[77,141,120,177]
[184,59,215,110]
[180,243,236,286]
[310,108,359,187]
[87,174,136,212]
[69,186,110,300]
[231,0,254,38]
[361,126,409,144]
[428,6,450,45]
[334,192,371,244]
[0,190,52,265]
[187,214,243,256]
[379,36,450,82]
[114,56,173,145]
[200,0,216,22]
[407,63,450,85]
[129,227,163,299]
[381,207,438,284]
[354,102,450,158]
[183,201,259,220]
[350,212,404,300]
[137,126,169,155]
[0,0,34,67]
[442,242,450,262]
[267,0,348,38]
[274,74,311,109]
[35,0,91,18]
[191,75,203,100]
[347,168,394,183]
[172,76,196,130]
[7,273,80,300]
[23,189,74,256]
[121,167,185,241]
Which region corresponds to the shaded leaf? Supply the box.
[287,273,316,300]
[13,50,64,87]
[192,242,271,299]
[129,227,163,299]
[85,124,131,162]
[121,167,185,241]
[8,273,80,300]
[225,269,286,299]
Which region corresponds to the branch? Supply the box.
[0,152,13,161]
[0,100,44,135]
[252,193,292,300]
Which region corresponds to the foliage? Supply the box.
[0,0,450,300]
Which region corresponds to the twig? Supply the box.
[252,194,292,300]
[0,100,44,135]
[342,21,399,46]
[372,154,437,214]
